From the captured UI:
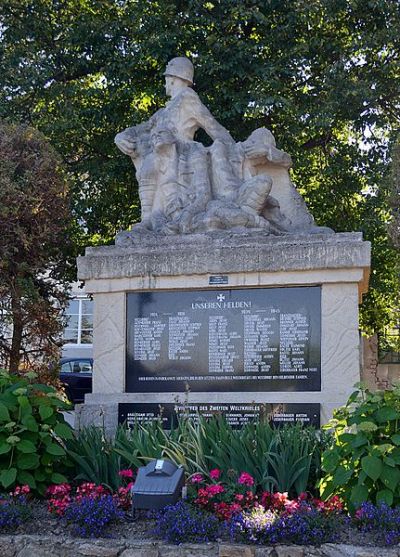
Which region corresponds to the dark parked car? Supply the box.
[60,357,93,404]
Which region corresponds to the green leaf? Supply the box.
[351,433,368,448]
[17,470,37,489]
[40,453,53,466]
[374,444,393,454]
[375,407,400,423]
[361,455,383,481]
[0,468,17,488]
[22,415,38,432]
[391,448,400,464]
[358,422,379,432]
[39,406,53,420]
[16,439,36,453]
[384,456,396,467]
[319,479,335,500]
[347,390,361,404]
[17,395,30,409]
[51,473,68,484]
[17,453,40,470]
[350,484,369,505]
[377,489,394,506]
[0,402,11,422]
[54,422,74,440]
[380,464,400,492]
[0,443,11,455]
[34,469,46,481]
[391,434,400,446]
[45,443,65,456]
[332,466,353,487]
[322,450,340,473]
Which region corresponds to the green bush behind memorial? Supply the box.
[320,385,400,510]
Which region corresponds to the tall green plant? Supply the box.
[115,415,321,496]
[66,426,122,491]
[0,370,73,494]
[319,385,400,510]
[114,420,169,470]
[263,424,316,495]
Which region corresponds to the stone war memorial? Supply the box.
[76,57,371,433]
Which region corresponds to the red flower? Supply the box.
[238,472,254,486]
[206,484,225,496]
[118,469,134,478]
[209,468,221,480]
[190,473,204,484]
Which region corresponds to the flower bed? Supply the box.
[2,385,400,553]
[2,476,400,550]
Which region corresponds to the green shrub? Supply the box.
[319,385,400,510]
[0,370,73,494]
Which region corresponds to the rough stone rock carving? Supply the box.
[115,57,331,236]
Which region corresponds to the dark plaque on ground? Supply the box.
[118,402,320,429]
[126,286,321,393]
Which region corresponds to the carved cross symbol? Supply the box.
[217,294,225,302]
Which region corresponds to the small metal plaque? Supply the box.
[209,275,228,285]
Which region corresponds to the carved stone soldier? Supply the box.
[115,57,330,236]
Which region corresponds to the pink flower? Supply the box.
[238,472,254,486]
[46,483,71,497]
[119,469,134,478]
[10,484,31,498]
[206,484,225,496]
[190,473,204,484]
[209,468,221,480]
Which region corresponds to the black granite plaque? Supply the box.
[126,286,321,393]
[118,402,320,429]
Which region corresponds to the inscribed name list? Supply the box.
[126,286,321,392]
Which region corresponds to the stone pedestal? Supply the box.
[75,231,370,434]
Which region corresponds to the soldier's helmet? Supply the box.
[164,57,194,85]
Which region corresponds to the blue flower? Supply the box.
[153,501,222,544]
[64,495,124,538]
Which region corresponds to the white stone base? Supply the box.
[77,232,370,434]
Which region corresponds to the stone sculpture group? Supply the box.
[115,57,330,236]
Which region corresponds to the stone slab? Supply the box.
[77,232,370,293]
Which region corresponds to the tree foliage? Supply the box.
[389,144,400,251]
[0,0,398,333]
[0,121,72,372]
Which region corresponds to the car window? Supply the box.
[61,361,73,373]
[61,360,92,374]
[80,362,92,372]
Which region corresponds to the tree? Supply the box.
[389,143,400,251]
[0,0,398,334]
[0,121,72,372]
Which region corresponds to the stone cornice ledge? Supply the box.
[0,536,398,557]
[77,232,371,283]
